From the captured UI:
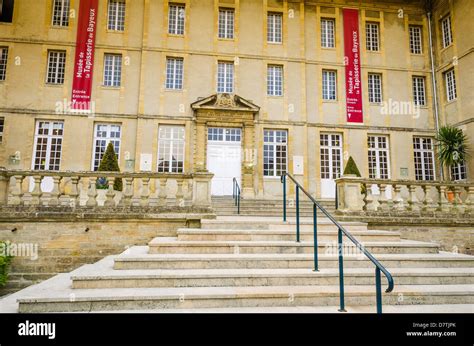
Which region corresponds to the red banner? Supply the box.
[71,0,98,110]
[343,9,363,123]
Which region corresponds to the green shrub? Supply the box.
[0,242,13,288]
[343,156,362,177]
[97,142,123,191]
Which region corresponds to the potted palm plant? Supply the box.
[436,125,469,201]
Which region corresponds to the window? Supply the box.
[0,117,4,143]
[168,3,185,35]
[321,18,335,48]
[409,25,422,54]
[157,126,185,173]
[208,128,241,142]
[441,16,453,48]
[217,61,234,93]
[0,47,8,81]
[263,130,287,177]
[52,0,70,27]
[368,136,390,179]
[267,65,283,96]
[267,12,282,43]
[412,76,426,106]
[218,8,234,39]
[92,124,121,171]
[368,73,382,103]
[166,57,183,90]
[32,121,64,171]
[320,134,342,180]
[413,137,435,181]
[103,54,122,87]
[107,0,125,31]
[445,69,457,102]
[0,0,14,23]
[322,70,337,100]
[46,50,66,84]
[366,22,380,51]
[451,162,467,181]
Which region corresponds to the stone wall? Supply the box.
[0,210,209,296]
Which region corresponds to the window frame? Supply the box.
[32,120,64,171]
[46,50,66,85]
[263,129,288,178]
[168,3,185,35]
[451,162,467,181]
[165,57,184,90]
[368,73,383,104]
[412,76,427,106]
[0,46,8,81]
[157,125,185,173]
[52,0,70,27]
[445,69,457,102]
[218,7,234,39]
[267,12,283,44]
[322,70,337,101]
[409,25,423,54]
[267,64,283,97]
[413,136,436,181]
[321,18,335,48]
[0,117,4,144]
[367,135,391,180]
[217,61,234,93]
[91,123,122,171]
[320,133,343,180]
[107,0,126,32]
[103,53,122,87]
[366,22,380,52]
[441,15,453,49]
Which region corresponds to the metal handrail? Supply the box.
[281,172,394,314]
[232,178,241,215]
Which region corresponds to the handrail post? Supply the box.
[296,185,300,243]
[233,179,235,200]
[338,228,346,312]
[313,203,319,271]
[376,267,382,314]
[237,188,240,215]
[282,174,287,222]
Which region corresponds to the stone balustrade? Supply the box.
[336,175,474,215]
[0,169,214,209]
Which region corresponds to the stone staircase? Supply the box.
[7,216,474,313]
[212,196,336,216]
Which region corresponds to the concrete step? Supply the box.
[176,228,400,242]
[148,238,439,255]
[200,217,368,231]
[17,283,474,313]
[71,267,474,289]
[114,248,474,270]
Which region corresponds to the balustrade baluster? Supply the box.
[119,177,134,207]
[363,183,376,211]
[10,175,25,205]
[49,176,62,206]
[392,184,405,211]
[176,179,184,207]
[422,185,436,212]
[86,177,98,207]
[104,177,116,207]
[453,186,464,214]
[69,176,81,207]
[30,175,43,206]
[407,184,420,212]
[140,178,150,207]
[158,178,167,206]
[437,185,451,212]
[464,186,474,214]
[377,184,388,211]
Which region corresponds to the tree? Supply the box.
[343,156,362,177]
[436,125,469,180]
[97,142,123,191]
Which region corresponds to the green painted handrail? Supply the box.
[233,178,241,215]
[281,172,394,314]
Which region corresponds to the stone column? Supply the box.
[194,121,207,172]
[192,172,214,208]
[242,122,255,198]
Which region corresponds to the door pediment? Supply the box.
[191,93,260,113]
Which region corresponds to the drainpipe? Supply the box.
[427,10,444,180]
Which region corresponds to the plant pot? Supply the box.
[446,190,455,202]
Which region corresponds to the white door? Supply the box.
[207,128,242,196]
[320,133,342,198]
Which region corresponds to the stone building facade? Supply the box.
[0,0,472,200]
